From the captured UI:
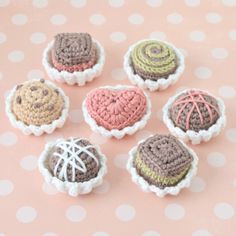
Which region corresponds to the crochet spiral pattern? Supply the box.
[85,87,147,131]
[12,80,64,126]
[48,138,100,182]
[170,90,220,132]
[134,134,193,189]
[131,40,178,81]
[51,33,98,72]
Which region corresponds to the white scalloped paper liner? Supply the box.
[123,39,185,92]
[82,85,152,139]
[42,39,105,86]
[5,79,69,136]
[126,135,198,197]
[38,138,107,197]
[162,89,226,145]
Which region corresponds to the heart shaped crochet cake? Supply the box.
[84,86,149,132]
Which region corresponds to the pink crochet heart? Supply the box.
[85,87,147,131]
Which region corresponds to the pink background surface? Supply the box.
[0,0,236,235]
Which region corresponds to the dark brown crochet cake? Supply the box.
[134,134,193,189]
[48,137,100,182]
[170,90,220,132]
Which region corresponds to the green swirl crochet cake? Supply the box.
[131,40,178,81]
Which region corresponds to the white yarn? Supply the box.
[53,138,99,182]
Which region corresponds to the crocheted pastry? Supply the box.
[134,134,193,189]
[11,79,64,126]
[51,33,98,73]
[170,90,220,132]
[85,87,147,131]
[131,40,178,81]
[48,138,100,182]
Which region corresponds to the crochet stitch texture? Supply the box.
[131,40,178,80]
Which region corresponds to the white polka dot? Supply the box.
[8,50,25,62]
[211,48,228,59]
[89,133,108,145]
[143,231,160,236]
[42,233,58,236]
[214,203,235,220]
[0,180,14,196]
[69,109,84,123]
[50,14,67,25]
[30,32,47,44]
[179,48,188,57]
[111,68,126,80]
[70,0,86,8]
[165,204,185,220]
[207,152,225,167]
[229,30,236,40]
[90,14,106,25]
[114,154,128,169]
[0,32,7,44]
[135,130,152,142]
[192,229,212,236]
[222,0,236,6]
[233,179,236,187]
[109,0,124,7]
[16,206,37,223]
[184,0,200,7]
[92,232,109,236]
[0,72,3,80]
[218,86,236,98]
[66,205,87,222]
[20,155,37,171]
[156,109,163,121]
[110,32,126,43]
[128,14,144,25]
[32,0,48,8]
[115,204,135,221]
[149,31,166,40]
[27,69,44,80]
[11,14,28,25]
[0,234,6,236]
[146,0,163,7]
[44,132,63,142]
[0,132,18,146]
[42,182,58,195]
[189,30,206,42]
[226,128,236,143]
[189,176,206,193]
[194,67,212,79]
[0,0,10,7]
[206,12,222,24]
[94,180,110,194]
[167,12,183,24]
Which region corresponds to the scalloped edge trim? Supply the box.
[5,79,70,136]
[38,137,107,197]
[162,88,227,145]
[82,85,152,139]
[42,39,105,86]
[123,39,185,92]
[126,135,198,197]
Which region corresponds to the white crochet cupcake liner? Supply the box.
[162,89,226,145]
[5,79,69,136]
[42,39,105,86]
[38,138,107,197]
[127,135,198,197]
[123,39,185,92]
[82,85,152,139]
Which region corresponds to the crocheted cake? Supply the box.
[11,79,64,126]
[170,90,220,132]
[134,134,193,189]
[85,87,147,131]
[48,137,100,182]
[131,40,178,81]
[51,33,98,73]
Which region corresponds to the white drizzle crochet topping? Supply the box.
[53,137,99,182]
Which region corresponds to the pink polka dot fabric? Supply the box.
[0,1,236,236]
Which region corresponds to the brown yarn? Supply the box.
[12,80,64,126]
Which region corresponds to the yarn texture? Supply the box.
[12,80,64,126]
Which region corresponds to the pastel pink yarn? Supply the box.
[85,87,147,131]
